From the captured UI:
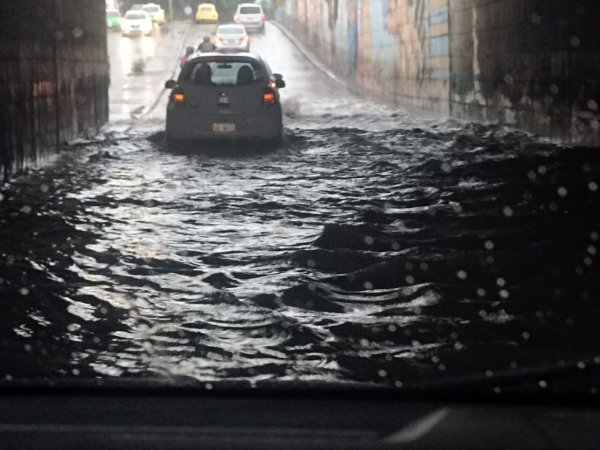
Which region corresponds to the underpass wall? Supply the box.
[277,0,451,115]
[0,0,109,178]
[277,0,600,146]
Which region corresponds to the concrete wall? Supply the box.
[277,0,600,146]
[449,0,599,146]
[0,0,109,178]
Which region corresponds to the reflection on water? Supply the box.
[0,114,599,392]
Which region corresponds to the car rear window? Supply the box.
[201,6,213,11]
[125,13,146,19]
[239,6,261,14]
[181,58,266,86]
[218,27,245,35]
[143,6,159,12]
[106,11,119,18]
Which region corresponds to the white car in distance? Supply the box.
[233,3,265,33]
[142,3,165,25]
[214,25,250,53]
[121,10,153,37]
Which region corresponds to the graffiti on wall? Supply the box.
[280,0,449,106]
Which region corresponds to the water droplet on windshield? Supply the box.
[570,36,581,48]
[456,270,467,280]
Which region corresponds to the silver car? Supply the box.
[214,24,250,53]
[165,53,285,144]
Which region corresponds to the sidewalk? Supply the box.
[107,21,191,127]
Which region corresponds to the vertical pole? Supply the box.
[169,0,173,21]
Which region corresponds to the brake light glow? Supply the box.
[263,88,276,105]
[173,90,185,104]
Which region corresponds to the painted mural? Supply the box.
[278,0,450,112]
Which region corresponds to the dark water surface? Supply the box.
[1,117,599,393]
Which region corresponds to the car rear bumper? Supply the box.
[166,107,282,141]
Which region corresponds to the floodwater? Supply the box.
[0,22,599,393]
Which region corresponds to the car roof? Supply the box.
[217,24,246,30]
[187,52,265,65]
[237,3,262,7]
[124,10,149,17]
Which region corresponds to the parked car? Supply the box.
[165,53,285,144]
[105,9,121,30]
[142,3,165,24]
[121,10,153,37]
[214,24,250,53]
[233,3,265,33]
[195,3,219,24]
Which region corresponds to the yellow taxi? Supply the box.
[195,3,219,24]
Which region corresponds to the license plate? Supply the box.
[212,123,236,133]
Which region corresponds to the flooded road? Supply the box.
[1,22,599,392]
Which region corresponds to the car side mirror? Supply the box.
[275,78,285,89]
[165,79,176,89]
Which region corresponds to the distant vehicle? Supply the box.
[195,3,219,24]
[142,3,165,24]
[130,3,145,10]
[165,53,285,144]
[105,9,121,30]
[214,24,250,53]
[233,3,265,33]
[121,10,153,37]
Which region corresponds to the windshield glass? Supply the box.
[1,0,599,399]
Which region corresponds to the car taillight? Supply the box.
[261,13,266,21]
[172,88,185,104]
[234,14,239,21]
[241,35,249,42]
[263,87,276,106]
